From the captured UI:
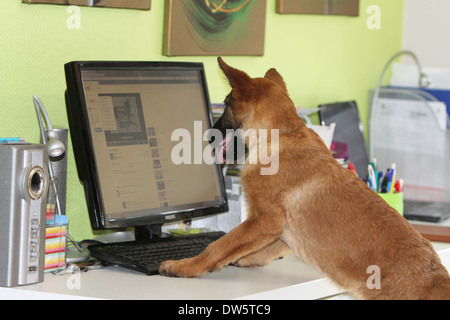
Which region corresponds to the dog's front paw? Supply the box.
[235,256,265,268]
[159,258,208,278]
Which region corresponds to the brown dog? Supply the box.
[159,57,450,300]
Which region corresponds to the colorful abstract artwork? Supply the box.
[163,0,267,56]
[277,0,359,16]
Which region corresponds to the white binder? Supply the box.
[370,88,450,202]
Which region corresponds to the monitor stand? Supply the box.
[135,224,165,240]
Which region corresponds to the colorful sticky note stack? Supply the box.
[44,215,68,273]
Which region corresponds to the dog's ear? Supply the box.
[218,57,253,99]
[264,68,288,93]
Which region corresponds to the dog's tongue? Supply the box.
[218,132,233,163]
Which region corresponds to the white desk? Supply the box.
[2,244,450,300]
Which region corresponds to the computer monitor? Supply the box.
[64,61,228,238]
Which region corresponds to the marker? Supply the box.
[348,162,358,176]
[368,165,377,192]
[394,178,404,193]
[369,158,377,172]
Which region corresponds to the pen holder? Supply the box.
[378,193,404,216]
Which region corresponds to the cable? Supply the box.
[34,95,84,255]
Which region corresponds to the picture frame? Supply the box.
[277,0,359,16]
[22,0,151,10]
[163,0,267,56]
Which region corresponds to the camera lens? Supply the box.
[28,167,45,200]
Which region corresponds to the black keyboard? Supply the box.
[88,232,225,275]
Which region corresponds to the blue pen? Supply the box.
[386,166,395,193]
[389,163,396,194]
[377,171,384,193]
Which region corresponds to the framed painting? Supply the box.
[22,0,151,10]
[163,0,267,56]
[277,0,359,16]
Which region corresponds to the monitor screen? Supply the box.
[65,61,228,231]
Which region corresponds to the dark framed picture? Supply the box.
[22,0,151,10]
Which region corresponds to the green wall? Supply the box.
[0,0,404,240]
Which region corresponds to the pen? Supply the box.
[377,171,384,193]
[389,163,396,194]
[348,162,358,176]
[381,169,390,193]
[386,163,396,194]
[0,137,24,143]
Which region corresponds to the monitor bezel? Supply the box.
[64,61,228,231]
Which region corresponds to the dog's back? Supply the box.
[269,97,450,300]
[232,64,450,300]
